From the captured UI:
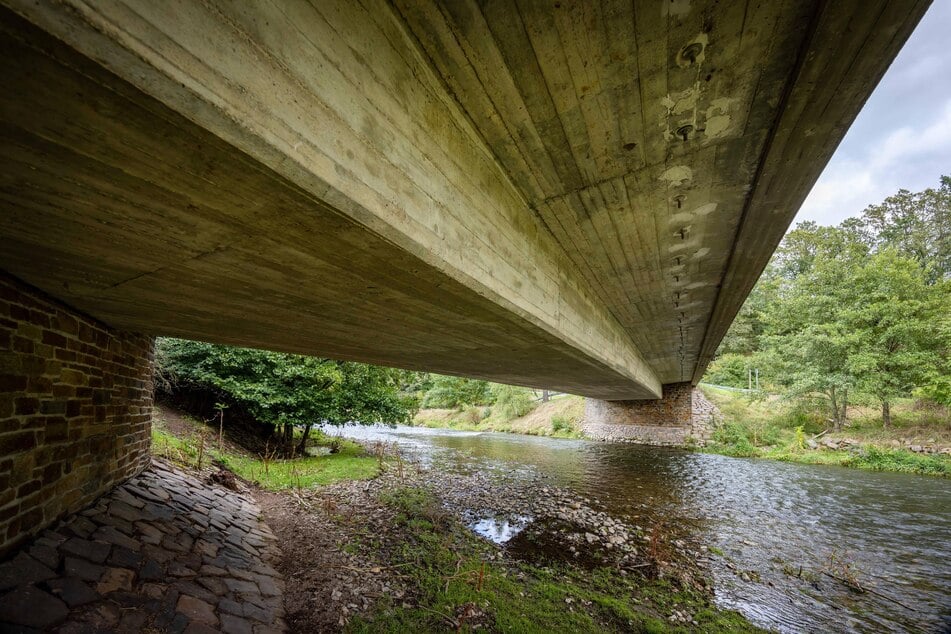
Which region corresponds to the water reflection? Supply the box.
[336,424,951,633]
[469,515,532,544]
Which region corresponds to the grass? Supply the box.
[413,395,585,439]
[151,409,381,490]
[218,439,380,489]
[151,426,206,464]
[701,386,951,477]
[346,486,761,634]
[766,445,951,476]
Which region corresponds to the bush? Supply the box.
[462,405,482,425]
[704,354,759,389]
[551,415,572,434]
[421,375,491,408]
[915,376,951,407]
[711,421,759,457]
[846,446,949,476]
[491,384,534,420]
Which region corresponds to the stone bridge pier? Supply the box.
[583,384,716,446]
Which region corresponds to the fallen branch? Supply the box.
[820,572,915,611]
[418,605,458,629]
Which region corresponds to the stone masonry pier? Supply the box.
[583,383,716,446]
[0,459,286,633]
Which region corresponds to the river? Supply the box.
[335,424,950,633]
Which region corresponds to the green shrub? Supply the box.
[492,384,535,420]
[462,404,482,425]
[551,414,572,434]
[704,354,758,389]
[421,375,491,408]
[846,446,950,476]
[711,422,759,457]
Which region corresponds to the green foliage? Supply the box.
[551,414,572,434]
[490,383,534,419]
[704,354,757,389]
[843,250,946,420]
[416,374,537,421]
[158,338,413,428]
[843,446,949,476]
[915,377,951,407]
[420,374,491,408]
[701,387,951,477]
[711,422,759,457]
[794,426,806,451]
[706,176,951,428]
[220,440,379,489]
[856,176,951,281]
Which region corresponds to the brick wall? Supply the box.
[582,382,713,446]
[0,273,153,556]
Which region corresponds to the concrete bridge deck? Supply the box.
[0,0,929,399]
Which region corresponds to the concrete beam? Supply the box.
[0,0,929,399]
[0,1,661,399]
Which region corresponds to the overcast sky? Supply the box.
[795,2,951,227]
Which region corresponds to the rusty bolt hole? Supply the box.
[623,142,637,151]
[679,42,704,66]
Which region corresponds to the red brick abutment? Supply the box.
[0,273,153,556]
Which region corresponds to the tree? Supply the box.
[705,353,759,390]
[156,339,414,455]
[857,176,951,281]
[706,176,951,429]
[760,227,864,429]
[843,250,944,426]
[490,384,534,419]
[420,374,491,408]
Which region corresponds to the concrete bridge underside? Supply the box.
[0,0,928,400]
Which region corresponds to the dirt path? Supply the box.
[254,488,405,632]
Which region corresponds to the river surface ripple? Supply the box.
[337,424,951,633]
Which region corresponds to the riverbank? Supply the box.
[699,386,951,477]
[152,405,762,632]
[413,395,585,438]
[413,388,951,477]
[152,404,384,489]
[258,462,761,632]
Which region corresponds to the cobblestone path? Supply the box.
[0,459,286,633]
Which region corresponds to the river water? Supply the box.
[336,424,950,633]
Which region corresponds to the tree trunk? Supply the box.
[218,410,224,451]
[830,386,840,432]
[297,423,312,456]
[281,423,295,457]
[840,389,849,425]
[882,401,891,428]
[541,390,550,403]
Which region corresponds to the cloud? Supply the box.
[794,2,951,228]
[796,98,951,226]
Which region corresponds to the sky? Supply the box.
[795,1,951,227]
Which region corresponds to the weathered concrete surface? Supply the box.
[0,458,286,632]
[0,0,929,398]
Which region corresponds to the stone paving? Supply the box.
[0,459,287,633]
